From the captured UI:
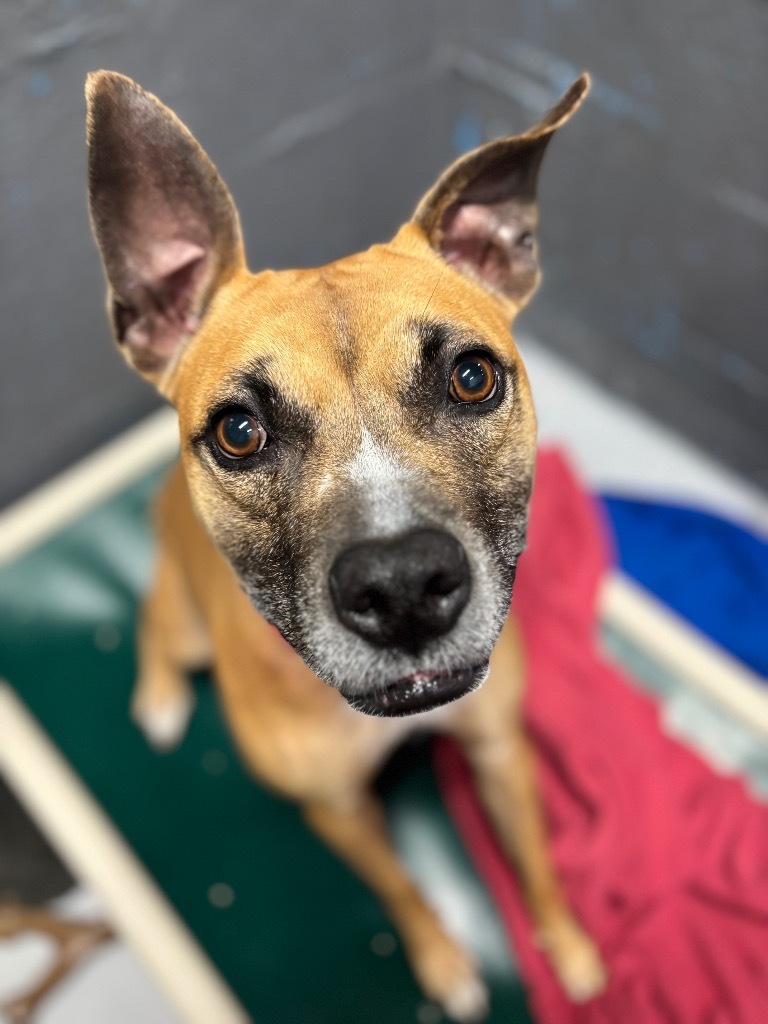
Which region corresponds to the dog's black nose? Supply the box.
[329,529,471,651]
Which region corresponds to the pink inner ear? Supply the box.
[120,237,209,371]
[440,202,537,299]
[135,236,207,289]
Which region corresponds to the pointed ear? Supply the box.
[86,71,245,383]
[413,74,589,315]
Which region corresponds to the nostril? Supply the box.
[350,588,386,616]
[425,570,461,597]
[350,590,371,614]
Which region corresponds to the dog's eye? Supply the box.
[214,410,267,458]
[449,354,497,403]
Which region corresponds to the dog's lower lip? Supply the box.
[347,665,487,717]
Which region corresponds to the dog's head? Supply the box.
[86,71,588,716]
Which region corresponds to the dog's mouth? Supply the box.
[344,663,487,717]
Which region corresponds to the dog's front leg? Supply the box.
[461,725,607,1003]
[302,793,489,1022]
[131,541,209,751]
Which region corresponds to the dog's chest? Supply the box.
[352,703,458,775]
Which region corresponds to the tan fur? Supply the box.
[141,462,605,1012]
[87,71,606,1020]
[172,225,537,548]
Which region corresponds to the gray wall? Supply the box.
[448,0,768,490]
[2,0,766,507]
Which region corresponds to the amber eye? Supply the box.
[449,354,497,403]
[214,410,267,458]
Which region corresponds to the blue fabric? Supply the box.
[601,496,768,681]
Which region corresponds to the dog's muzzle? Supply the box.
[348,663,487,717]
[327,527,479,715]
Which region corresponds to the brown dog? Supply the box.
[85,70,606,1020]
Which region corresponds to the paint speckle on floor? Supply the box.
[370,931,397,957]
[201,749,229,776]
[207,883,235,909]
[416,1001,443,1024]
[93,623,122,653]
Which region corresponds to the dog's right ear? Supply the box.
[412,75,589,317]
[86,71,244,385]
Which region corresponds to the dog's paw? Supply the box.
[441,973,490,1023]
[538,917,607,1003]
[131,687,194,751]
[413,939,489,1023]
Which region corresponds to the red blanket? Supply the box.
[435,449,768,1023]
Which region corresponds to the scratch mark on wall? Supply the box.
[452,110,484,155]
[28,72,53,98]
[235,49,450,169]
[713,183,768,232]
[623,302,681,362]
[688,326,768,400]
[18,15,124,62]
[475,39,662,132]
[453,50,553,115]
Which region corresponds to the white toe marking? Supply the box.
[134,694,193,751]
[442,975,489,1023]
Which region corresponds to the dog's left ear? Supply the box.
[413,74,589,315]
[86,71,245,384]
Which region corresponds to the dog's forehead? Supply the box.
[175,229,516,428]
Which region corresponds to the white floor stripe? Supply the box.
[0,408,179,567]
[601,575,768,739]
[0,685,249,1024]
